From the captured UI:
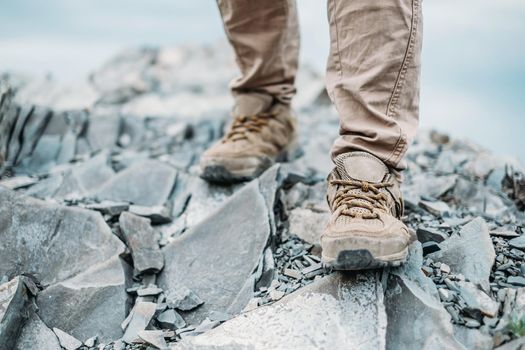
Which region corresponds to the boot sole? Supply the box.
[322,247,408,271]
[200,142,302,184]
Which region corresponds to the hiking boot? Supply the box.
[321,151,414,270]
[199,94,299,184]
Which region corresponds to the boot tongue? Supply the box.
[233,93,273,116]
[335,152,389,183]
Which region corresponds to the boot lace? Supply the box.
[223,113,275,143]
[330,179,393,219]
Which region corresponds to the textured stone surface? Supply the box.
[37,256,127,343]
[93,159,177,206]
[14,311,61,350]
[119,212,164,274]
[158,180,271,325]
[174,273,386,350]
[385,275,464,350]
[0,187,125,285]
[429,218,495,290]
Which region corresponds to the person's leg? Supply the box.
[216,0,299,113]
[321,0,423,270]
[200,0,300,183]
[327,0,422,170]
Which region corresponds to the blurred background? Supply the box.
[1,0,524,161]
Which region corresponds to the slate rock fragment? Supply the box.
[158,180,271,325]
[119,212,164,274]
[0,276,37,350]
[122,301,157,344]
[37,256,127,343]
[138,330,168,349]
[94,159,177,206]
[14,310,61,350]
[0,187,125,286]
[429,217,495,291]
[157,308,186,330]
[174,273,387,350]
[53,327,83,350]
[165,285,204,311]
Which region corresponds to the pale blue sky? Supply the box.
[1,0,524,161]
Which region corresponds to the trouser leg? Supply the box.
[217,0,300,114]
[326,0,423,170]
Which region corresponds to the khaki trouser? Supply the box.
[217,0,423,170]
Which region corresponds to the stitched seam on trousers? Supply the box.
[384,0,420,165]
[331,0,344,83]
[279,0,291,100]
[386,0,419,119]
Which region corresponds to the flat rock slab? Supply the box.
[158,180,272,325]
[119,212,164,274]
[0,276,35,350]
[0,187,125,286]
[37,256,127,343]
[93,159,177,206]
[15,311,61,350]
[174,273,386,350]
[429,217,495,290]
[385,275,464,350]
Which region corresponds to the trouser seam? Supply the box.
[385,0,420,166]
[330,0,344,93]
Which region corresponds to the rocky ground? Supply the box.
[1,45,525,350]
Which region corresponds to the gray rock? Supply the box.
[138,330,167,349]
[0,187,125,285]
[122,301,157,343]
[457,281,499,317]
[53,327,83,350]
[174,273,386,349]
[0,276,36,350]
[385,275,464,350]
[429,217,495,291]
[119,212,164,274]
[419,199,452,217]
[85,201,130,217]
[417,227,448,243]
[22,134,61,173]
[15,106,53,167]
[0,175,38,190]
[507,276,525,287]
[37,256,127,343]
[86,110,121,151]
[94,159,176,206]
[84,336,97,347]
[287,207,329,246]
[509,235,525,250]
[158,180,271,325]
[129,204,172,224]
[165,285,204,311]
[14,311,61,350]
[157,308,186,329]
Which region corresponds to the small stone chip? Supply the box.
[269,289,285,301]
[53,328,83,350]
[283,268,302,280]
[138,330,167,349]
[137,286,163,296]
[165,285,204,311]
[157,308,186,329]
[440,263,451,274]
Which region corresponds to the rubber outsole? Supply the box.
[200,144,302,184]
[322,248,408,271]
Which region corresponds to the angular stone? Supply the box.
[53,327,83,350]
[418,199,451,217]
[174,273,386,350]
[37,256,127,343]
[14,311,61,350]
[429,217,495,291]
[22,134,61,173]
[507,276,525,287]
[157,308,186,330]
[138,330,167,349]
[457,281,499,317]
[416,227,448,243]
[0,276,35,350]
[0,175,38,190]
[165,285,204,311]
[94,160,176,206]
[288,207,329,246]
[385,275,464,350]
[122,301,157,343]
[119,212,164,274]
[86,110,121,151]
[0,187,125,285]
[129,204,172,224]
[158,180,271,325]
[85,201,130,217]
[453,326,493,350]
[509,236,525,250]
